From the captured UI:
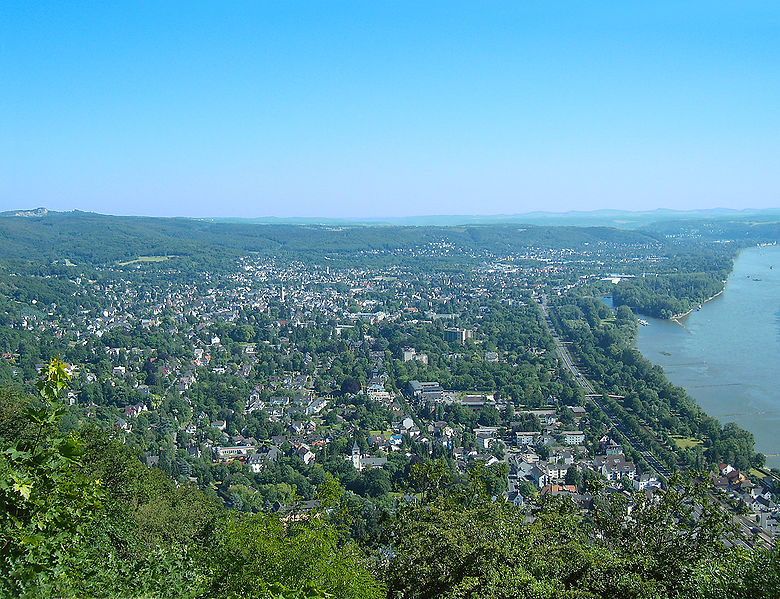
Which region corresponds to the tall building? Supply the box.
[444,328,473,344]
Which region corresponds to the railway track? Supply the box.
[537,295,672,479]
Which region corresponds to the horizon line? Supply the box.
[4,205,780,222]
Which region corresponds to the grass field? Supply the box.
[117,255,175,266]
[670,435,703,450]
[750,468,767,479]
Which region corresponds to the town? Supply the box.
[3,236,777,549]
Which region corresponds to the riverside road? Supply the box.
[537,295,672,479]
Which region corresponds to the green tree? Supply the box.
[0,358,104,597]
[408,458,451,501]
[201,513,384,599]
[564,465,583,490]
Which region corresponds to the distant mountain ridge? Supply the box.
[200,207,780,228]
[4,206,779,228]
[1,208,778,269]
[0,209,663,267]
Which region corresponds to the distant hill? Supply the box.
[1,208,779,270]
[202,207,780,228]
[0,209,663,267]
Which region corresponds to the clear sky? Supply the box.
[1,2,778,218]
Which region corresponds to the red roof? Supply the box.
[541,484,578,495]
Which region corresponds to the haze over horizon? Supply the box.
[2,2,779,218]
[7,206,780,225]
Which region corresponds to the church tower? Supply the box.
[351,440,361,470]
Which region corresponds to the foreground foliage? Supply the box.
[384,481,779,599]
[0,359,383,599]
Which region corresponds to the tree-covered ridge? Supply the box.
[0,210,661,266]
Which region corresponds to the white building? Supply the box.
[350,441,387,471]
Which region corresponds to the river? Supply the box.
[633,244,780,469]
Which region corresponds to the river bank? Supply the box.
[668,243,771,323]
[634,244,780,469]
[670,288,724,323]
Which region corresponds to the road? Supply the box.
[537,295,672,479]
[537,295,776,548]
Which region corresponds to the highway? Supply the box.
[537,295,672,479]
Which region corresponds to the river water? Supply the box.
[633,245,780,469]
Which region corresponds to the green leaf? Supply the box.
[13,481,32,500]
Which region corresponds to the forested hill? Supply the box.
[0,210,660,266]
[642,217,780,243]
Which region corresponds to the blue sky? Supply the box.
[1,2,778,218]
